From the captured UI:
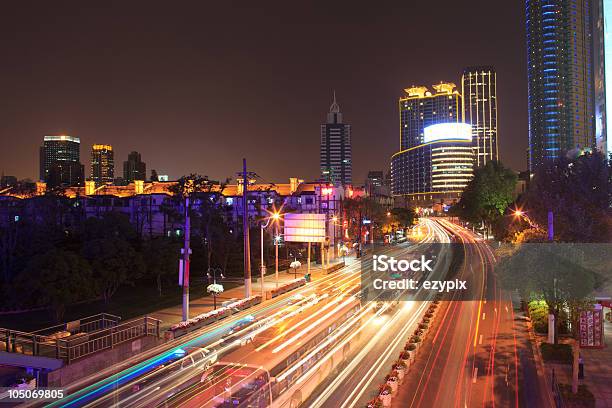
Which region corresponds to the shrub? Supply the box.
[366,398,383,408]
[540,343,572,364]
[394,359,407,369]
[425,312,434,319]
[399,351,410,359]
[419,323,429,330]
[528,300,569,334]
[404,343,416,351]
[410,335,421,343]
[414,329,423,337]
[423,317,430,324]
[379,384,392,395]
[558,384,595,408]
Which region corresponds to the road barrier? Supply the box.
[367,297,441,408]
[165,296,262,340]
[270,278,306,298]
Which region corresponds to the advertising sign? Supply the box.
[579,308,604,348]
[284,213,326,243]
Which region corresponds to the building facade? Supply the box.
[320,93,352,185]
[90,144,114,184]
[526,0,595,171]
[462,66,499,167]
[123,151,147,183]
[39,135,84,186]
[594,0,612,156]
[391,83,473,204]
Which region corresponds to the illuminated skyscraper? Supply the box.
[391,83,473,204]
[90,144,114,183]
[526,0,595,171]
[462,66,498,167]
[320,93,352,185]
[39,135,84,186]
[594,0,612,156]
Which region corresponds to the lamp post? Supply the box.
[512,209,545,234]
[206,267,224,310]
[260,211,281,296]
[332,215,338,259]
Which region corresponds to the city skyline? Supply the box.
[0,1,527,183]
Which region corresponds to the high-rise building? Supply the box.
[391,83,473,204]
[320,93,352,185]
[39,135,84,186]
[526,0,595,171]
[365,171,384,188]
[462,66,499,167]
[123,151,147,183]
[90,144,114,184]
[593,0,612,156]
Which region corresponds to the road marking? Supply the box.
[473,300,483,346]
[482,312,486,320]
[479,334,483,345]
[473,367,478,383]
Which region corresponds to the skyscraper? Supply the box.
[462,66,499,167]
[123,151,147,183]
[90,144,114,184]
[593,0,612,156]
[526,0,595,171]
[391,83,473,204]
[39,135,84,186]
[320,93,352,185]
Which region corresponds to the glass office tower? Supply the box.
[526,0,595,171]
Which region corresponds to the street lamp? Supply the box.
[512,208,543,232]
[260,211,282,296]
[206,267,224,310]
[332,215,338,259]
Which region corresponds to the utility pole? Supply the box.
[243,159,252,298]
[181,195,191,322]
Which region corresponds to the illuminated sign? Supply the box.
[284,213,326,243]
[423,123,472,143]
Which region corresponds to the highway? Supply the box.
[303,218,452,408]
[382,219,548,408]
[42,219,442,408]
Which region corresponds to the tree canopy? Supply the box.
[455,161,517,226]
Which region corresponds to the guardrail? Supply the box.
[0,316,161,364]
[551,369,566,408]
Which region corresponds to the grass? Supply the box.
[559,384,595,408]
[0,280,239,332]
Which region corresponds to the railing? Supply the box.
[58,316,161,363]
[551,368,566,408]
[31,313,121,336]
[0,316,161,364]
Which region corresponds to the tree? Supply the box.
[456,161,517,236]
[496,243,601,343]
[524,151,611,242]
[82,236,145,304]
[150,169,159,182]
[143,237,181,296]
[13,249,93,321]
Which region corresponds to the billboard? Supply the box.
[423,123,472,143]
[284,213,326,243]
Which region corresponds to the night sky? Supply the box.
[0,1,527,184]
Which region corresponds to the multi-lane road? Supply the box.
[35,218,547,408]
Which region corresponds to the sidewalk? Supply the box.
[538,321,612,408]
[148,258,353,331]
